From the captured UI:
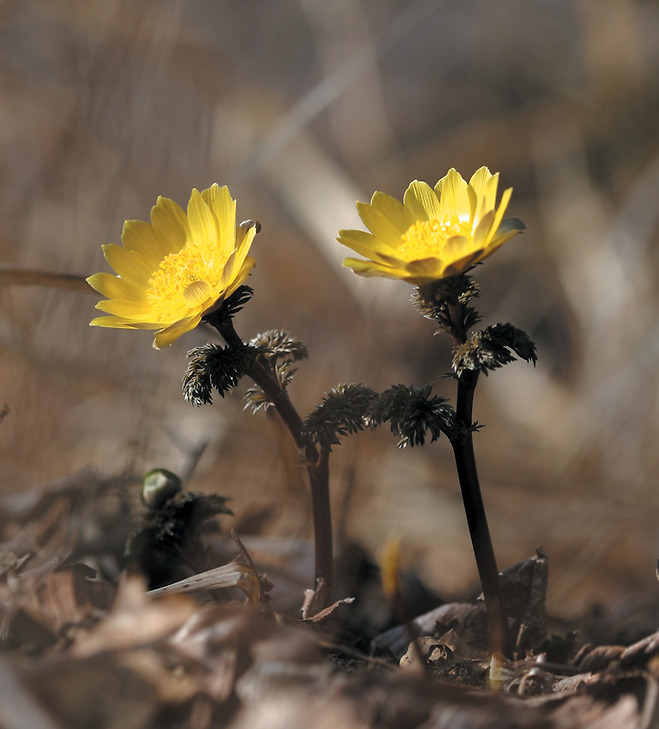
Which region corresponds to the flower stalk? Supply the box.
[206,311,333,606]
[448,305,512,659]
[336,161,530,657]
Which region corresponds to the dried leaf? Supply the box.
[621,631,659,668]
[72,575,196,657]
[1,561,113,651]
[494,547,549,654]
[373,603,487,660]
[21,654,159,729]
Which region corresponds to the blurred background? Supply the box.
[1,0,658,621]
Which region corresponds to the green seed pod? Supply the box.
[141,468,182,510]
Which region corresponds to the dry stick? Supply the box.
[209,315,333,603]
[448,300,512,659]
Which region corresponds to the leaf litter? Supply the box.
[1,471,658,728]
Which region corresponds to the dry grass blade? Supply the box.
[0,264,91,292]
[147,560,262,605]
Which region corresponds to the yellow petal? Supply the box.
[476,173,500,222]
[342,257,409,279]
[150,197,189,253]
[468,167,497,213]
[337,229,401,264]
[472,210,496,248]
[403,180,441,222]
[102,244,154,287]
[466,185,478,227]
[232,222,258,277]
[442,250,484,276]
[121,220,169,268]
[224,256,256,298]
[441,235,471,261]
[153,314,202,349]
[490,187,512,239]
[202,184,236,259]
[437,168,470,221]
[95,298,154,319]
[187,188,218,250]
[216,249,237,292]
[356,202,408,248]
[369,191,408,232]
[117,320,162,330]
[86,272,144,301]
[405,257,445,279]
[90,314,139,329]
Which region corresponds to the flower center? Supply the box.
[399,216,473,260]
[147,242,227,321]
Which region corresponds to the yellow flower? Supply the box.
[87,184,258,349]
[338,167,524,285]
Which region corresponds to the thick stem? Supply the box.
[209,314,333,601]
[452,370,512,658]
[309,446,332,589]
[446,297,512,658]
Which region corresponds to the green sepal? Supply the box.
[203,285,254,332]
[243,330,308,414]
[125,491,233,589]
[301,383,378,450]
[412,274,482,336]
[364,383,456,448]
[249,329,308,364]
[453,323,538,377]
[183,342,255,405]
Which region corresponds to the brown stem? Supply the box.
[447,298,512,658]
[309,446,332,590]
[448,299,467,345]
[451,371,512,658]
[209,314,333,602]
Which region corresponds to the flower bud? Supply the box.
[141,468,182,510]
